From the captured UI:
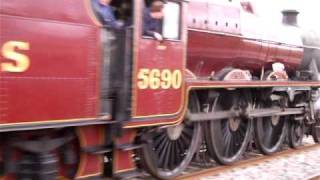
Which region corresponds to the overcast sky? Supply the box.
[249,0,320,30]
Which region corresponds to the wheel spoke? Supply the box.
[156,136,169,156]
[163,143,172,170]
[233,131,240,150]
[177,138,186,154]
[154,134,167,148]
[263,122,273,148]
[172,142,179,167]
[222,122,229,142]
[158,141,170,167]
[271,120,283,145]
[169,143,177,170]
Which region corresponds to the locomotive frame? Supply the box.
[0,0,320,179]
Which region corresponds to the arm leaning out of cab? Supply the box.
[143,0,165,41]
[92,0,124,29]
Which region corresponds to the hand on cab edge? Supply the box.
[154,32,163,41]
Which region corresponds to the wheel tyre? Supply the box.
[312,117,320,143]
[254,117,288,155]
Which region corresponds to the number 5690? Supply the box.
[137,69,182,90]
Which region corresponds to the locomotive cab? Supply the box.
[90,0,135,119]
[90,0,188,122]
[130,0,187,120]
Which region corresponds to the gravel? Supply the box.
[202,137,320,180]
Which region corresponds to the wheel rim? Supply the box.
[254,104,287,155]
[288,120,305,148]
[312,115,320,143]
[139,94,201,179]
[205,91,252,165]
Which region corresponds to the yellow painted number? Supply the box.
[149,69,161,89]
[1,41,30,73]
[172,70,182,89]
[161,69,172,89]
[137,69,150,89]
[137,69,183,89]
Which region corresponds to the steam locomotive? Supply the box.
[0,0,319,179]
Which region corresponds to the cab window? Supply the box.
[162,2,181,40]
[143,0,182,41]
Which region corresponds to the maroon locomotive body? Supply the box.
[187,1,320,79]
[0,0,101,125]
[187,1,303,77]
[0,0,319,179]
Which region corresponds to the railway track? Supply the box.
[308,174,320,180]
[129,138,320,180]
[175,143,320,180]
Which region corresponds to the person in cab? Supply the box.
[93,0,124,29]
[92,0,127,115]
[143,0,165,41]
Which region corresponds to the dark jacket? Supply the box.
[143,8,163,36]
[93,0,122,29]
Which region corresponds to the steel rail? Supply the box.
[306,174,320,180]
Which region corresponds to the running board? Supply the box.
[188,108,305,122]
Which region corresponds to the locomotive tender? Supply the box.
[0,0,319,179]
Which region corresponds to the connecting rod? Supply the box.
[188,108,305,122]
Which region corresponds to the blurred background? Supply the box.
[248,0,320,109]
[249,0,320,30]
